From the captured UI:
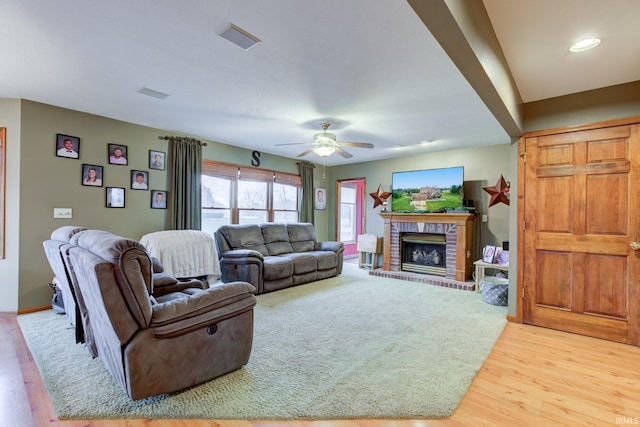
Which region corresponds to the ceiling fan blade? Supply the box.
[275,142,311,146]
[296,147,315,157]
[335,146,353,159]
[338,142,374,149]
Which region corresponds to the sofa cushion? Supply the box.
[261,223,294,256]
[220,224,269,256]
[308,251,338,270]
[263,256,294,281]
[281,252,317,274]
[287,223,316,253]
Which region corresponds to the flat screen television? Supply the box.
[391,166,464,212]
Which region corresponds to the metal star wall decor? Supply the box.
[483,175,510,207]
[369,184,392,208]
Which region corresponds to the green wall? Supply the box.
[328,143,513,262]
[523,81,640,132]
[14,98,513,310]
[17,100,305,309]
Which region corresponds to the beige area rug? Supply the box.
[18,263,507,420]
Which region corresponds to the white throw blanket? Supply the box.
[140,230,220,280]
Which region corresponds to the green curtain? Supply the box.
[298,161,315,223]
[165,136,202,230]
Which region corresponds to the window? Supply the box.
[201,174,232,233]
[339,184,357,243]
[201,160,301,236]
[273,182,299,223]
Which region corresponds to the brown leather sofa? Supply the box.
[65,229,257,400]
[214,223,344,294]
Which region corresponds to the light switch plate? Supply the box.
[482,214,488,222]
[54,208,72,218]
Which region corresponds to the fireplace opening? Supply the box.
[400,233,446,276]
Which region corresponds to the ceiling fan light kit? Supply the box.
[313,125,338,157]
[313,145,336,157]
[275,121,374,159]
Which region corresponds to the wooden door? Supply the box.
[521,120,640,345]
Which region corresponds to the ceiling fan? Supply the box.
[276,122,374,158]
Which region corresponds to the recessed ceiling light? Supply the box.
[137,87,169,100]
[570,37,601,53]
[220,24,261,50]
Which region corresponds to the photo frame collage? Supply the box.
[482,244,509,265]
[55,133,168,209]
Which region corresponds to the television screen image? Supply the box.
[391,166,464,212]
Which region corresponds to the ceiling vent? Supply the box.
[220,24,261,50]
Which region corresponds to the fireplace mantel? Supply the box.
[379,212,476,282]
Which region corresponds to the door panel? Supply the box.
[537,176,572,232]
[522,121,640,345]
[584,254,627,318]
[535,251,571,309]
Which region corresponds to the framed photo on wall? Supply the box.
[81,164,103,187]
[55,134,80,159]
[108,144,128,165]
[130,170,149,190]
[151,190,167,209]
[314,187,326,210]
[149,150,166,170]
[106,187,125,208]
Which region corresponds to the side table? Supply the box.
[473,259,509,292]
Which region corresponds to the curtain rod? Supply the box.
[158,135,208,146]
[296,161,316,168]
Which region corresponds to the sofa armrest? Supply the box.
[220,249,264,262]
[152,275,206,297]
[218,251,264,294]
[316,241,344,253]
[149,281,256,337]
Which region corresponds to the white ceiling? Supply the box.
[1,0,638,166]
[483,0,640,103]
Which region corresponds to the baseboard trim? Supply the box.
[17,305,52,315]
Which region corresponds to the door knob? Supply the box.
[632,242,640,251]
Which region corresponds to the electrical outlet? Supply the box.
[54,208,72,219]
[482,214,488,222]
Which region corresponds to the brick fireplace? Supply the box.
[379,213,476,282]
[400,232,448,276]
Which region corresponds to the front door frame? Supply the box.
[336,177,366,257]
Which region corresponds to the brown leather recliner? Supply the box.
[66,229,257,400]
[44,226,209,358]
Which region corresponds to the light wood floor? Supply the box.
[3,312,640,427]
